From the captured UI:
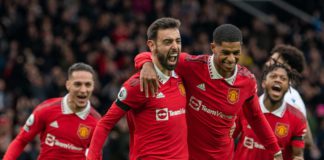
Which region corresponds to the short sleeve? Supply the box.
[115,74,147,111]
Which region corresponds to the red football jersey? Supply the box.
[88,69,188,160]
[234,97,307,160]
[4,96,101,160]
[135,52,280,160]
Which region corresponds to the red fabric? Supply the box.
[87,103,126,160]
[135,52,280,159]
[4,98,100,160]
[234,103,306,160]
[88,73,188,160]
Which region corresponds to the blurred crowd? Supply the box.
[0,0,323,159]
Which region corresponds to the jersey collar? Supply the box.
[154,63,178,84]
[62,94,91,120]
[208,54,237,85]
[259,94,286,118]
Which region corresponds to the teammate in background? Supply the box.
[134,24,283,160]
[265,44,321,158]
[4,63,101,160]
[87,17,188,160]
[233,64,307,160]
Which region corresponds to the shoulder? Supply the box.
[89,107,101,120]
[182,52,209,64]
[124,72,141,89]
[34,98,62,112]
[286,104,306,123]
[237,65,255,80]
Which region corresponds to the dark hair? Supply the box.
[212,24,242,45]
[262,63,300,85]
[68,62,96,80]
[270,44,305,73]
[147,17,181,40]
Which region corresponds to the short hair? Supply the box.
[270,44,305,73]
[68,62,96,80]
[262,63,300,86]
[213,24,242,45]
[147,17,181,40]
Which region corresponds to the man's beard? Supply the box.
[157,49,178,71]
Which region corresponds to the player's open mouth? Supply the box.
[168,53,178,64]
[270,84,282,96]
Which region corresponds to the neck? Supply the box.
[215,64,234,78]
[153,58,171,76]
[263,96,283,112]
[67,96,84,113]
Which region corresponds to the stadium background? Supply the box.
[0,0,323,159]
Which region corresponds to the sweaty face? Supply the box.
[150,28,181,72]
[263,68,289,103]
[66,71,94,111]
[211,42,241,77]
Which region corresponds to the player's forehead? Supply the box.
[219,41,241,50]
[156,28,180,41]
[267,67,288,78]
[69,71,94,81]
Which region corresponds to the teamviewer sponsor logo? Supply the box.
[156,108,169,121]
[45,133,83,151]
[189,96,202,111]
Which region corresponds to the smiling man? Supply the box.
[134,24,282,160]
[233,64,307,160]
[4,63,101,160]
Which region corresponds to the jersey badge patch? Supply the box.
[24,114,35,131]
[178,82,186,96]
[275,122,289,138]
[117,87,127,101]
[77,124,92,139]
[227,88,240,104]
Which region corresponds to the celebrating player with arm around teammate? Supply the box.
[4,63,101,160]
[86,17,188,160]
[233,64,307,160]
[134,24,283,160]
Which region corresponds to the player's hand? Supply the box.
[273,151,283,160]
[140,62,160,97]
[229,122,236,138]
[292,156,304,160]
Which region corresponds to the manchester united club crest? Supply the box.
[178,82,186,96]
[227,88,240,104]
[77,124,92,139]
[275,123,289,138]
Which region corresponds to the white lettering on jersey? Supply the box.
[243,136,265,150]
[45,133,83,151]
[156,108,186,121]
[189,96,234,120]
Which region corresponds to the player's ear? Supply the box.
[66,80,71,91]
[261,79,266,89]
[147,40,155,52]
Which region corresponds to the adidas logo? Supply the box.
[156,92,165,98]
[50,121,59,128]
[196,83,205,91]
